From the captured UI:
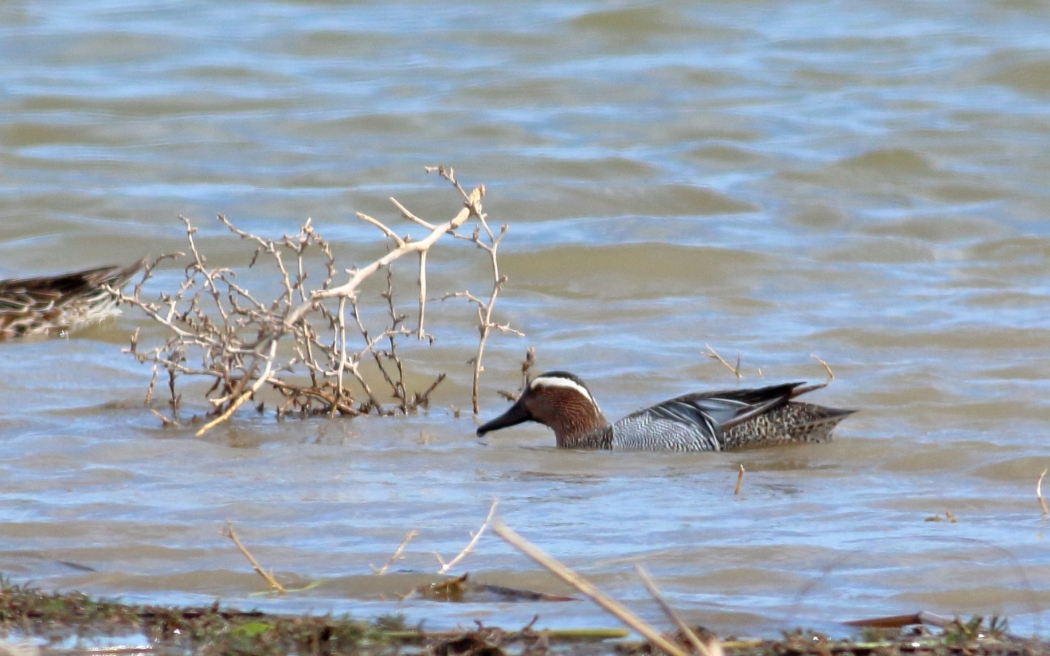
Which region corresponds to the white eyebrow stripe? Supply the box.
[530,376,595,404]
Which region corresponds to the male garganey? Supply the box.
[477,371,854,451]
[0,259,145,341]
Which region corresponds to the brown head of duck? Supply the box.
[476,371,611,448]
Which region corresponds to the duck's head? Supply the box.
[476,371,609,446]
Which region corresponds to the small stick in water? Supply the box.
[372,530,418,575]
[734,465,745,496]
[1038,469,1048,517]
[222,521,286,594]
[811,354,834,381]
[436,499,498,574]
[703,343,742,379]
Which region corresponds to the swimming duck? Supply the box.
[0,259,145,341]
[476,371,855,451]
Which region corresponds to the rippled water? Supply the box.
[3,0,1050,639]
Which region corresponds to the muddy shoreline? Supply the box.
[1,579,1046,656]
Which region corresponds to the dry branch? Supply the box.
[492,519,691,656]
[222,521,286,594]
[734,465,745,496]
[119,169,518,432]
[426,167,523,414]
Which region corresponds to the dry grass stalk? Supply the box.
[118,169,517,433]
[635,566,717,656]
[734,465,745,496]
[435,499,499,574]
[372,530,418,575]
[1038,469,1048,517]
[811,354,835,381]
[703,344,741,379]
[222,521,286,594]
[492,519,691,656]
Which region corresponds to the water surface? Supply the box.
[2,0,1050,638]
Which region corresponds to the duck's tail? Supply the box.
[723,401,856,450]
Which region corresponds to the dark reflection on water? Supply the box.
[2,0,1050,639]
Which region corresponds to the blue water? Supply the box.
[2,0,1050,639]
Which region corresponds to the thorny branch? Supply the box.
[426,166,524,414]
[117,168,520,434]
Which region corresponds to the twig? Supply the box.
[356,212,406,247]
[734,465,745,496]
[436,499,499,574]
[417,249,428,338]
[222,521,286,594]
[432,173,516,414]
[703,344,741,379]
[492,519,691,656]
[636,566,714,656]
[521,346,536,390]
[288,185,483,323]
[149,408,179,428]
[945,509,957,523]
[390,197,436,230]
[195,339,278,437]
[1038,469,1048,517]
[811,354,834,381]
[124,171,515,430]
[372,530,418,575]
[331,296,348,419]
[144,358,157,406]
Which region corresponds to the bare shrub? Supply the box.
[115,167,520,436]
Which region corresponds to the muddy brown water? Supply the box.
[2,0,1050,639]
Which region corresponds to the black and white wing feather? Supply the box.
[610,382,806,451]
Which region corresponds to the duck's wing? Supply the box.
[0,259,146,339]
[610,382,809,451]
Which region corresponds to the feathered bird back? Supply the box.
[0,258,146,340]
